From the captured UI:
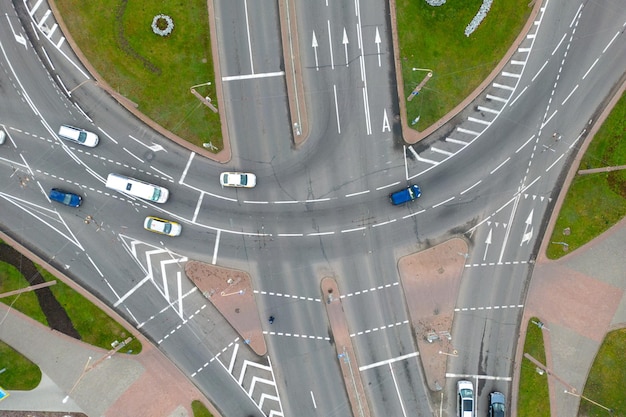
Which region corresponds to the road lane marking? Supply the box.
[350,320,409,337]
[221,71,285,81]
[263,331,330,341]
[341,282,399,299]
[445,373,512,381]
[327,20,335,69]
[433,196,454,208]
[389,363,409,417]
[359,352,419,371]
[489,157,510,175]
[254,290,321,303]
[460,180,481,195]
[243,0,254,73]
[346,190,370,197]
[212,230,221,265]
[455,304,524,312]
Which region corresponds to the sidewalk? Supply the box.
[0,304,207,417]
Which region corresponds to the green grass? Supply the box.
[0,340,42,390]
[546,89,626,259]
[0,257,141,354]
[0,262,48,325]
[192,400,214,417]
[579,328,626,416]
[397,0,532,130]
[55,0,221,151]
[518,318,550,417]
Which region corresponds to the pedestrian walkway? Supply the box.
[0,304,211,417]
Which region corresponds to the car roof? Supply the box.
[490,391,505,404]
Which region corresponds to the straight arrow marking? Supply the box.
[375,27,381,67]
[483,229,492,261]
[312,31,319,71]
[343,28,349,67]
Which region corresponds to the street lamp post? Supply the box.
[62,356,92,404]
[564,390,613,414]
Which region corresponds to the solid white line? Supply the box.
[457,127,480,136]
[433,196,454,208]
[376,181,401,190]
[546,153,564,172]
[389,364,409,417]
[192,192,204,223]
[176,271,183,317]
[97,127,118,145]
[222,71,284,81]
[327,20,335,69]
[228,343,239,373]
[502,71,521,79]
[243,0,254,74]
[308,231,335,236]
[359,352,419,371]
[113,275,151,307]
[41,47,54,70]
[468,117,491,126]
[445,137,468,145]
[333,84,341,134]
[56,38,65,49]
[460,180,481,195]
[37,10,51,28]
[493,83,514,91]
[487,94,507,103]
[305,198,331,203]
[509,85,528,107]
[531,60,548,82]
[541,110,558,128]
[243,200,269,204]
[603,31,620,54]
[516,135,536,153]
[498,194,520,264]
[346,190,370,197]
[570,4,583,28]
[430,147,454,156]
[86,254,104,277]
[273,200,299,204]
[179,152,195,184]
[561,84,578,105]
[310,391,317,409]
[582,58,598,80]
[123,147,144,163]
[278,233,304,237]
[416,154,438,165]
[445,373,512,381]
[490,157,510,175]
[341,226,366,233]
[30,0,44,15]
[212,230,221,265]
[477,106,499,115]
[551,33,567,56]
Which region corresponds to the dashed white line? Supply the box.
[460,180,481,195]
[433,197,454,208]
[582,58,598,80]
[490,157,510,175]
[345,190,370,198]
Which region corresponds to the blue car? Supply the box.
[389,184,421,205]
[49,188,82,207]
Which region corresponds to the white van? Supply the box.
[58,125,99,147]
[105,173,169,203]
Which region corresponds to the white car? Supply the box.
[457,380,474,417]
[220,172,256,188]
[143,216,182,237]
[0,130,6,145]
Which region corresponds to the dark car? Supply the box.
[389,184,421,205]
[49,188,82,207]
[489,392,505,417]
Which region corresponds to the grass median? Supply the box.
[518,317,550,417]
[54,0,221,151]
[397,0,532,131]
[546,89,626,259]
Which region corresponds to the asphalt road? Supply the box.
[1,0,625,416]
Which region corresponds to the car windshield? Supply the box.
[239,174,248,185]
[78,131,87,143]
[460,388,473,398]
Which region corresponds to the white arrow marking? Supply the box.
[149,144,165,152]
[483,229,492,261]
[342,28,349,67]
[5,14,27,49]
[521,227,533,245]
[521,209,534,246]
[374,27,382,67]
[382,109,390,132]
[312,31,319,71]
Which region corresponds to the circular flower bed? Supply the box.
[151,14,174,37]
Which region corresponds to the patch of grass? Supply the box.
[36,266,142,354]
[0,262,48,326]
[192,400,214,417]
[579,328,626,416]
[546,89,626,259]
[0,340,42,390]
[397,0,532,130]
[518,318,550,417]
[55,0,221,150]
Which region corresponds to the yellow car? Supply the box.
[143,216,182,237]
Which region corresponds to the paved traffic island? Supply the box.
[321,277,372,417]
[184,261,267,356]
[398,237,468,391]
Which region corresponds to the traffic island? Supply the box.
[321,277,372,417]
[398,238,468,391]
[185,261,267,356]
